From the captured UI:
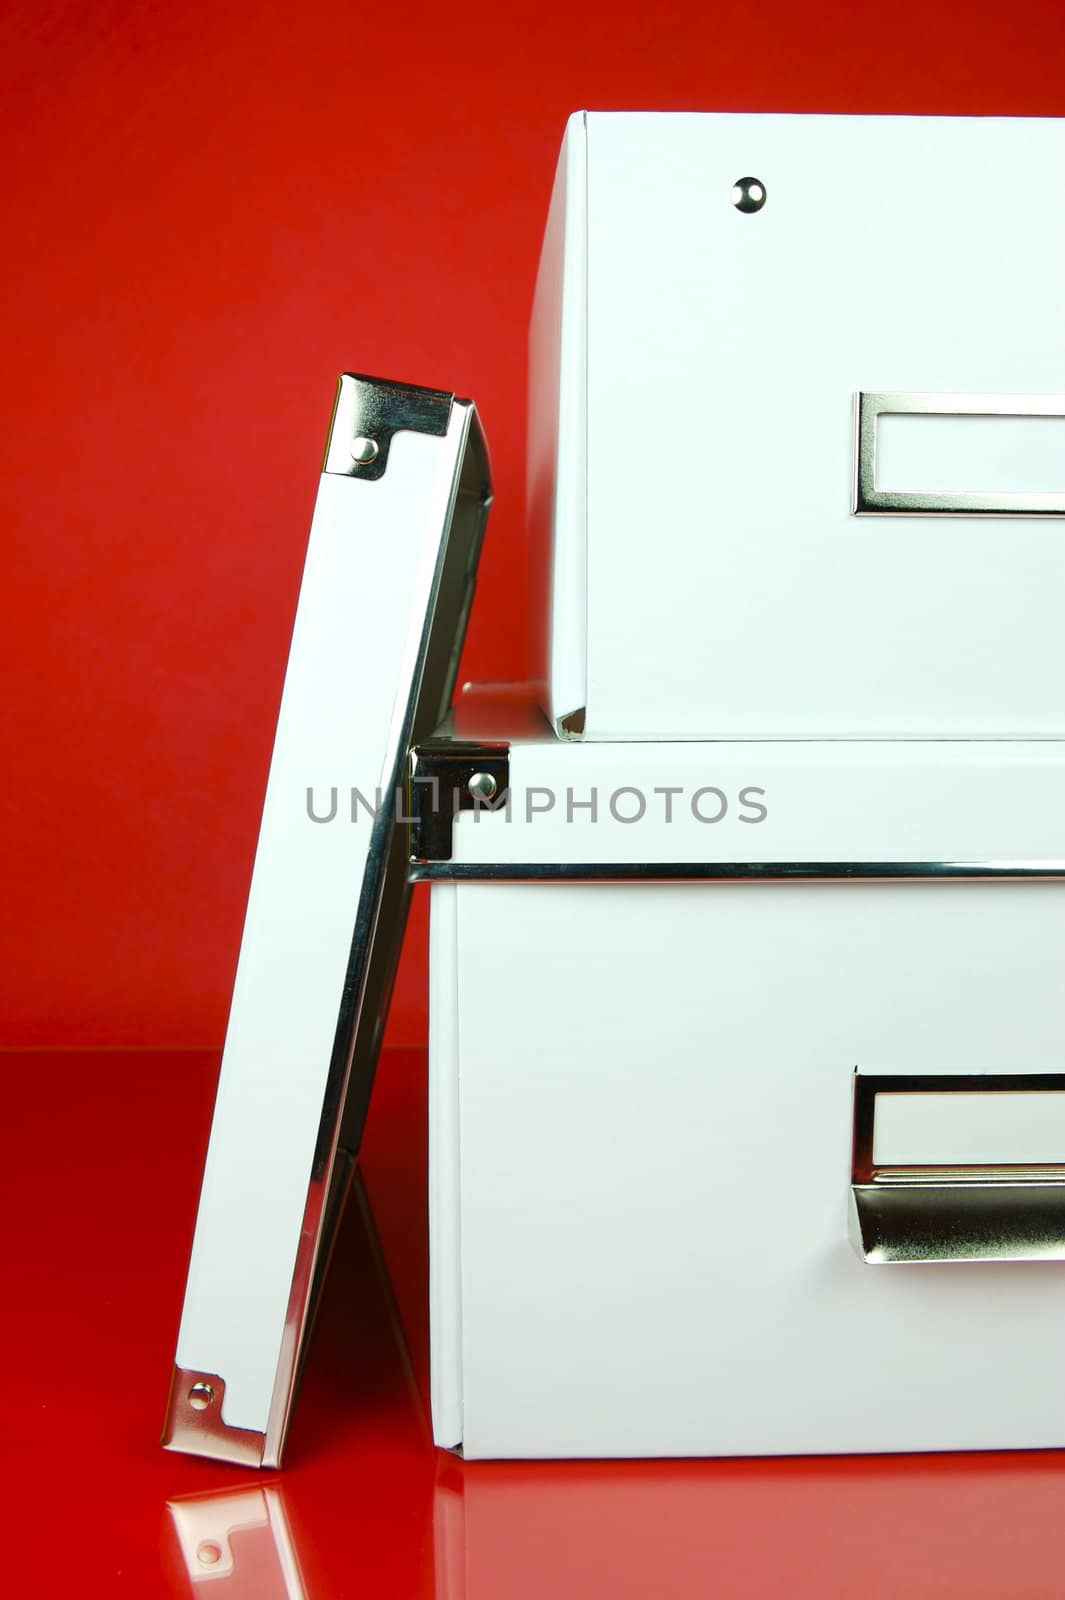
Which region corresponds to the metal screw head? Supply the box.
[187,1381,215,1411]
[349,436,380,466]
[468,771,498,802]
[731,176,766,213]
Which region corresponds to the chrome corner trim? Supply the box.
[322,372,453,481]
[853,391,1065,516]
[409,741,511,862]
[161,1366,266,1468]
[410,859,1065,884]
[851,1072,1065,1265]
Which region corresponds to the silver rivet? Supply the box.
[468,772,498,802]
[731,176,766,213]
[350,436,380,465]
[197,1542,223,1567]
[188,1381,215,1411]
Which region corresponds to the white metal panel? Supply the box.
[428,881,464,1448]
[449,735,1065,865]
[447,878,1065,1457]
[527,111,588,735]
[554,112,1065,738]
[872,1090,1065,1166]
[876,413,1065,495]
[176,420,465,1437]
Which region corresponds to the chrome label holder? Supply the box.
[853,391,1065,516]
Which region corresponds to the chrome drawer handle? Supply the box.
[850,1072,1065,1263]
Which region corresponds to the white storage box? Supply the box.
[423,690,1065,1458]
[529,111,1065,739]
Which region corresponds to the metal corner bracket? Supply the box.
[322,373,453,481]
[409,740,511,862]
[162,1365,266,1468]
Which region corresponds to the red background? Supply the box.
[6,5,1065,1596]
[5,0,1065,1051]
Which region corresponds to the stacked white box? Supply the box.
[425,692,1065,1458]
[528,112,1065,740]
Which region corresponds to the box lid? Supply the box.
[163,375,491,1467]
[411,685,1065,875]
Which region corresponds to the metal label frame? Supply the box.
[853,391,1065,517]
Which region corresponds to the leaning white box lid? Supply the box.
[163,374,491,1468]
[409,686,1065,874]
[528,111,1065,741]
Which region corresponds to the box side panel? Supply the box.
[429,881,464,1448]
[455,880,1065,1458]
[527,111,588,736]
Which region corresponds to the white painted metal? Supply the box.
[428,881,463,1449]
[175,416,469,1437]
[530,112,1065,739]
[527,112,587,734]
[434,875,1065,1458]
[872,1089,1065,1167]
[877,413,1065,495]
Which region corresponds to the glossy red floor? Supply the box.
[7,1045,1065,1597]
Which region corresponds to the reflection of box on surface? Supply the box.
[167,1488,307,1597]
[423,689,1065,1458]
[529,111,1065,739]
[430,1452,1058,1600]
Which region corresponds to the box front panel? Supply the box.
[584,113,1065,738]
[452,879,1065,1458]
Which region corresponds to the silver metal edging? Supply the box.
[410,860,1065,883]
[853,391,1065,517]
[258,398,489,1469]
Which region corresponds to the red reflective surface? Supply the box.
[6,1045,1065,1597]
